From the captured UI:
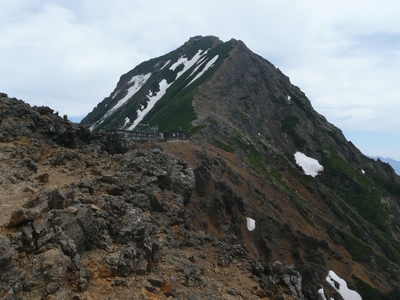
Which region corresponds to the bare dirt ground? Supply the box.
[79,243,293,300]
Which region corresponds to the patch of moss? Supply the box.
[212,139,235,153]
[352,276,393,300]
[376,235,400,264]
[321,152,388,232]
[293,199,316,227]
[230,136,264,167]
[281,115,300,131]
[187,125,205,137]
[330,227,374,262]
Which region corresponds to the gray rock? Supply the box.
[118,208,145,243]
[251,259,265,276]
[38,248,71,281]
[48,189,71,210]
[32,218,48,235]
[8,207,39,227]
[0,236,15,270]
[127,193,150,209]
[107,184,124,196]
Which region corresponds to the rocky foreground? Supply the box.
[0,93,315,299]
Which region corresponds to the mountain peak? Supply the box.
[3,36,400,299]
[183,35,222,45]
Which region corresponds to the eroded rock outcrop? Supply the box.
[2,145,198,298]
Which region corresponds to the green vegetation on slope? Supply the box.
[321,152,388,231]
[140,40,235,134]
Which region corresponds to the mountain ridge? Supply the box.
[1,35,400,299]
[81,36,400,299]
[372,156,400,175]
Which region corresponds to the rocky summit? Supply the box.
[1,35,400,300]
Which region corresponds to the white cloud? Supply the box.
[1,0,399,158]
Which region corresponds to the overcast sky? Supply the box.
[1,0,400,160]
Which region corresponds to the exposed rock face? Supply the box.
[2,94,309,299]
[1,136,199,298]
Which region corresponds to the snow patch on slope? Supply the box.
[326,270,362,300]
[246,217,256,231]
[123,117,130,128]
[317,288,327,300]
[160,60,171,70]
[90,73,151,131]
[294,151,324,177]
[170,49,207,80]
[113,73,151,113]
[111,90,121,100]
[128,79,171,130]
[186,55,219,87]
[125,50,211,130]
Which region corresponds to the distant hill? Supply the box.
[372,156,400,175]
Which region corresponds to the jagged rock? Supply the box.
[147,276,163,287]
[251,259,266,277]
[272,294,286,300]
[45,282,60,295]
[37,172,49,183]
[252,285,267,298]
[79,267,91,279]
[113,277,127,287]
[272,261,283,275]
[0,236,15,270]
[116,247,141,276]
[24,158,38,173]
[0,236,19,299]
[38,248,71,281]
[68,206,78,214]
[107,184,123,196]
[44,287,73,300]
[179,262,205,287]
[8,207,39,227]
[127,193,150,209]
[118,207,145,243]
[48,188,70,209]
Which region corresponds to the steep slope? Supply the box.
[82,36,400,299]
[81,36,232,134]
